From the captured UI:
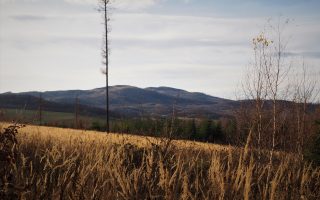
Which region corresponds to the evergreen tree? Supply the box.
[214,121,224,143]
[199,118,213,141]
[188,119,197,140]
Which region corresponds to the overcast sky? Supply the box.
[0,0,319,99]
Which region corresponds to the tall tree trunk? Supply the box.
[101,0,110,133]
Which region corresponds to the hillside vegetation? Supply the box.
[0,85,237,118]
[1,123,320,200]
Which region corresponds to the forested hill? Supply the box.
[0,85,238,118]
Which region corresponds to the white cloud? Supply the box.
[63,0,162,10]
[0,0,39,3]
[64,0,94,4]
[111,0,161,10]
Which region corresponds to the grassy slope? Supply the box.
[0,108,104,126]
[1,123,320,199]
[5,123,229,152]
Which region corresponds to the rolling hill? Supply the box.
[0,85,239,118]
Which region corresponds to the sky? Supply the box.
[0,0,319,99]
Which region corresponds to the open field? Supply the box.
[1,109,75,123]
[0,108,104,127]
[1,123,320,200]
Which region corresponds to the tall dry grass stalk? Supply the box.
[1,123,320,199]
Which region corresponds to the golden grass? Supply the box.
[1,122,320,200]
[16,123,231,151]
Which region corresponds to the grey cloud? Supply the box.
[4,36,100,50]
[283,51,320,59]
[301,52,320,59]
[112,38,248,49]
[49,36,100,46]
[10,14,49,21]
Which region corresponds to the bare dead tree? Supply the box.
[249,22,294,199]
[98,0,111,133]
[239,20,320,180]
[242,34,274,147]
[242,33,269,158]
[241,19,292,160]
[292,60,320,155]
[265,20,292,164]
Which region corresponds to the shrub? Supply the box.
[305,120,320,165]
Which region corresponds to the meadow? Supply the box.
[0,108,105,128]
[1,123,320,200]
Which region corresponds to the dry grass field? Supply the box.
[1,122,320,200]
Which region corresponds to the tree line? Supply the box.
[90,117,227,143]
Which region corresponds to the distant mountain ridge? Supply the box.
[0,85,238,118]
